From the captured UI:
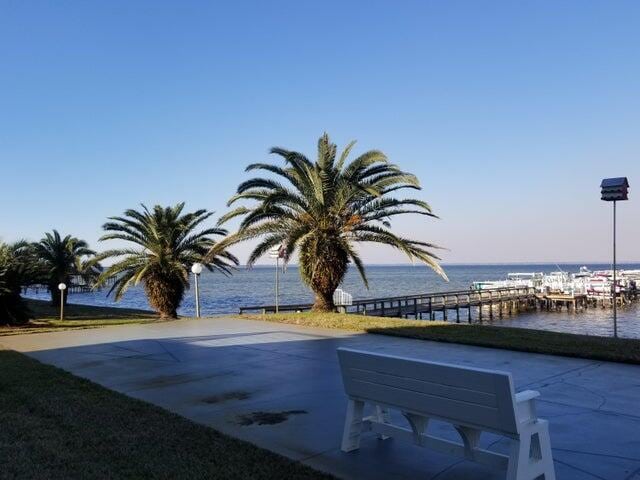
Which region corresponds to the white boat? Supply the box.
[471,272,543,291]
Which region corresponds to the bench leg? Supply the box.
[507,420,555,480]
[375,405,392,440]
[402,412,429,447]
[454,425,481,460]
[341,399,365,452]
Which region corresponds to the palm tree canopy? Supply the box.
[33,230,99,285]
[220,133,447,299]
[95,203,238,302]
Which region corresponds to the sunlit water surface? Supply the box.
[25,263,640,339]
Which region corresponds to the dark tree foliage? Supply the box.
[0,242,35,325]
[220,133,447,311]
[32,230,100,306]
[95,203,238,319]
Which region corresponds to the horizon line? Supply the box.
[247,260,640,267]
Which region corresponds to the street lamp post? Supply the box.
[58,283,67,320]
[600,177,629,338]
[191,263,203,318]
[268,244,285,313]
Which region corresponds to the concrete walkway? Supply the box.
[2,317,640,479]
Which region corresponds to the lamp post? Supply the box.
[58,283,67,320]
[268,244,285,313]
[600,177,630,338]
[191,263,203,318]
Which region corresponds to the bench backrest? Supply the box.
[337,348,519,436]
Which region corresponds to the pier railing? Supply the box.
[239,286,537,319]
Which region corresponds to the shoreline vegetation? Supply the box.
[240,312,640,365]
[0,299,158,336]
[0,349,333,479]
[4,300,640,365]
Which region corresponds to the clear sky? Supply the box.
[1,1,638,264]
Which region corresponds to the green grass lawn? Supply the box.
[0,349,333,479]
[0,299,159,336]
[241,312,640,364]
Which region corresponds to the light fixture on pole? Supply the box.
[268,244,285,313]
[58,283,67,320]
[191,263,203,318]
[600,177,629,338]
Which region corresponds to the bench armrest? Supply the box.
[516,390,540,403]
[515,390,540,424]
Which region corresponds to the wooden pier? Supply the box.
[24,275,116,295]
[240,287,539,323]
[536,293,588,311]
[240,285,638,322]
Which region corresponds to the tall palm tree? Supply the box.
[219,133,447,311]
[32,230,100,306]
[95,203,238,319]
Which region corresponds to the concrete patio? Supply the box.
[2,317,640,479]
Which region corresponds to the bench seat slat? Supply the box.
[348,367,498,407]
[349,378,506,434]
[342,351,505,392]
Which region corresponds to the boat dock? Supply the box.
[240,272,638,322]
[24,275,116,295]
[240,287,543,322]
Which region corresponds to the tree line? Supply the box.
[0,134,447,325]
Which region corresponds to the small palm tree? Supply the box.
[220,133,447,311]
[95,203,238,319]
[32,230,100,306]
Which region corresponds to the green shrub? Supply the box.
[0,242,34,325]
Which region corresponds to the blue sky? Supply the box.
[1,1,638,264]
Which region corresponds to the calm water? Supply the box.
[25,263,640,339]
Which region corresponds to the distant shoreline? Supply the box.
[247,261,640,268]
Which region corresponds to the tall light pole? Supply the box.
[600,177,629,338]
[268,244,285,313]
[191,263,203,318]
[58,283,67,320]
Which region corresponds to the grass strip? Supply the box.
[0,299,158,336]
[241,312,640,364]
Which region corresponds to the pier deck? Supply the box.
[240,287,538,322]
[240,285,637,322]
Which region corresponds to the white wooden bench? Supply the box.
[337,348,555,480]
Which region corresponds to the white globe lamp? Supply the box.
[58,283,67,320]
[191,263,203,317]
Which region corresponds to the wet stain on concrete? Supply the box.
[132,371,236,390]
[202,391,251,404]
[236,410,308,426]
[76,360,107,369]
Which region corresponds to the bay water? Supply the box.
[25,263,640,339]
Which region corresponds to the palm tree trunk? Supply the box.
[312,290,335,312]
[144,276,182,320]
